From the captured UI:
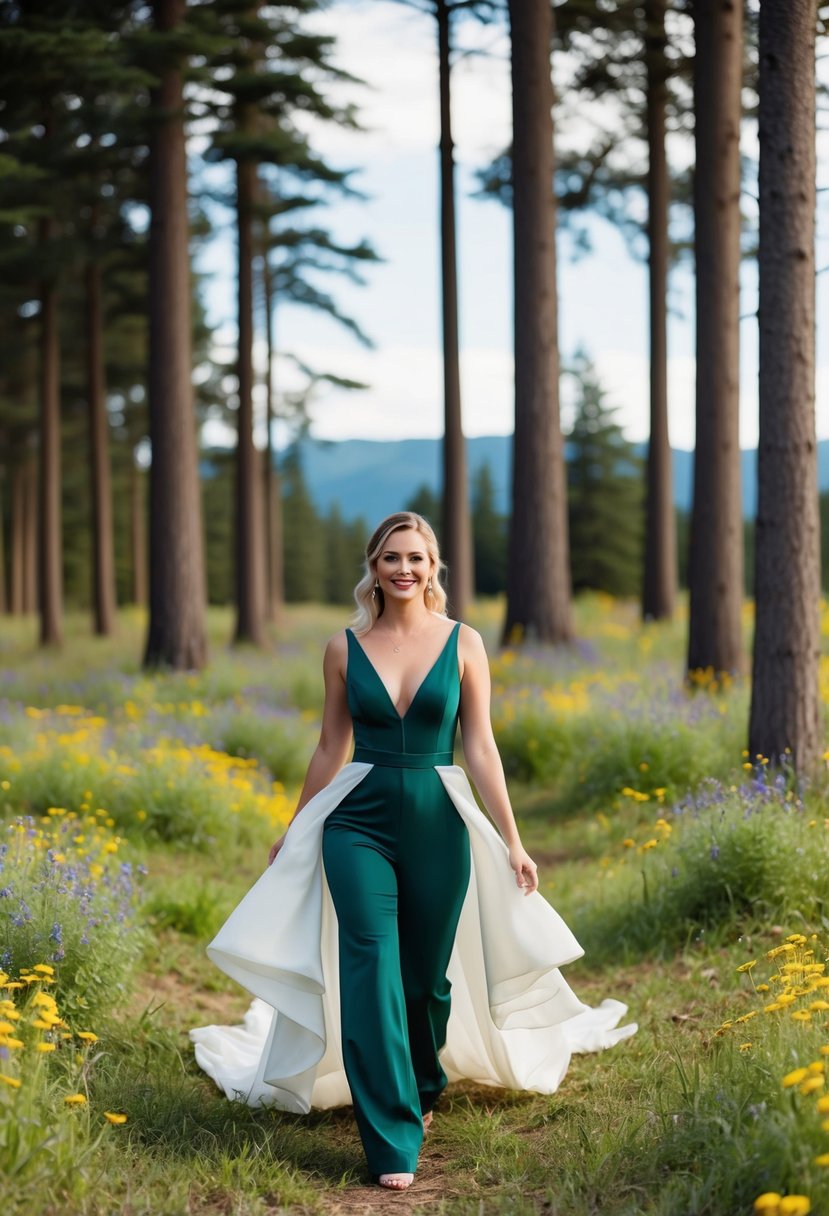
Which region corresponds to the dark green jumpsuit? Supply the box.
[321,622,471,1176]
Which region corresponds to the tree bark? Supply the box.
[641,0,676,621]
[749,0,820,771]
[143,0,208,670]
[23,455,37,614]
[10,460,24,614]
[233,153,266,645]
[130,459,147,608]
[687,0,744,677]
[0,469,7,616]
[38,216,63,646]
[86,259,117,635]
[437,0,474,620]
[502,0,573,646]
[262,251,284,625]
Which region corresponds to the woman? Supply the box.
[191,512,635,1191]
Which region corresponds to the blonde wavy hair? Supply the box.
[351,511,448,634]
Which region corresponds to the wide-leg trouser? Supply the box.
[321,765,471,1176]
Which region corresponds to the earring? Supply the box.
[372,579,379,601]
[427,577,433,599]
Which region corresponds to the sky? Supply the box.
[196,0,829,453]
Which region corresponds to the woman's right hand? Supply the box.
[268,833,287,866]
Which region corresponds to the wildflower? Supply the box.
[622,838,635,849]
[791,1010,813,1023]
[32,964,54,976]
[0,1073,21,1088]
[64,1093,86,1105]
[782,1068,809,1088]
[76,1032,98,1043]
[778,1199,811,1216]
[798,1077,824,1096]
[103,1111,128,1125]
[809,1001,829,1012]
[814,1155,829,1167]
[737,960,757,973]
[35,1042,56,1053]
[816,1096,829,1114]
[739,1042,753,1051]
[754,1196,782,1214]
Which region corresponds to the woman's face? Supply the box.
[373,528,434,605]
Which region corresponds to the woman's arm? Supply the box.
[268,632,353,865]
[458,625,538,894]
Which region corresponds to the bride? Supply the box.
[191,511,636,1191]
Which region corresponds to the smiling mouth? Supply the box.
[392,579,416,586]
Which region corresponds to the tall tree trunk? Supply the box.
[23,456,38,614]
[262,252,284,625]
[686,0,744,677]
[437,0,473,619]
[233,154,266,645]
[0,470,6,615]
[130,459,147,608]
[38,215,62,646]
[86,259,117,635]
[749,0,820,770]
[10,461,24,614]
[502,0,573,646]
[143,0,207,670]
[641,0,676,621]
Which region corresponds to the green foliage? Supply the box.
[566,349,644,597]
[0,814,146,1020]
[579,779,828,961]
[472,461,506,595]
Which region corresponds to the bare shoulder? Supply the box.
[323,630,349,673]
[457,622,488,664]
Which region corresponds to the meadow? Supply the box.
[1,597,828,1216]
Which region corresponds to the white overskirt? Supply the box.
[190,763,637,1112]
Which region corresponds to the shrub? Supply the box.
[0,813,146,1019]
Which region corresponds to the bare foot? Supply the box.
[378,1173,414,1190]
[422,1111,433,1134]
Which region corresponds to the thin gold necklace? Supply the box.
[375,617,432,653]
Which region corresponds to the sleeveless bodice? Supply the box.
[346,622,461,766]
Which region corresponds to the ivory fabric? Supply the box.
[190,762,637,1111]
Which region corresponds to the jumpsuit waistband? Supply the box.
[352,746,453,769]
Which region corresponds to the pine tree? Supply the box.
[143,0,208,670]
[471,462,506,596]
[749,0,821,771]
[502,0,573,645]
[686,0,745,677]
[566,352,643,597]
[281,445,325,602]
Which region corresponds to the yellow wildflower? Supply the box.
[754,1196,782,1215]
[782,1068,809,1088]
[31,964,54,976]
[798,1077,824,1096]
[0,1074,21,1089]
[791,1010,813,1023]
[35,1042,56,1053]
[739,1042,753,1051]
[779,1199,811,1216]
[816,1096,829,1114]
[809,1001,829,1012]
[737,960,757,973]
[76,1032,98,1043]
[814,1155,829,1167]
[1,1037,24,1049]
[103,1112,128,1125]
[64,1093,86,1106]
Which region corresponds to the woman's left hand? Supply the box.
[508,845,539,895]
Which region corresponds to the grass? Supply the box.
[0,597,828,1214]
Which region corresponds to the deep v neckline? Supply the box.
[348,623,459,722]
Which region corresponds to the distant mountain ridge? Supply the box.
[290,434,829,525]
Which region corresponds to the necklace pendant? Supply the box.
[392,645,401,653]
